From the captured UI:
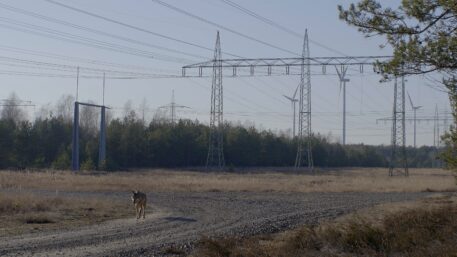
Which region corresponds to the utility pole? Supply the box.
[407,92,422,147]
[335,65,350,145]
[102,72,105,106]
[72,102,79,172]
[76,66,79,101]
[99,73,106,169]
[283,84,299,137]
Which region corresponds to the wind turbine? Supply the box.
[335,66,350,145]
[407,91,422,147]
[283,84,299,137]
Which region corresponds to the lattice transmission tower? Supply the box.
[206,31,225,169]
[159,90,190,124]
[295,30,313,170]
[183,32,390,171]
[389,76,408,176]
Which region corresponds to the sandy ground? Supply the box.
[0,189,431,257]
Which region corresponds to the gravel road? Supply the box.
[0,191,429,257]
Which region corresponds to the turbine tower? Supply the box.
[407,91,422,148]
[283,84,299,137]
[335,66,350,145]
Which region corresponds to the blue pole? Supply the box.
[98,106,106,169]
[72,102,80,171]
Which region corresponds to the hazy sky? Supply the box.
[0,0,450,146]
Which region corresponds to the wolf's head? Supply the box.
[131,190,139,203]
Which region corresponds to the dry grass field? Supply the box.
[0,168,457,254]
[0,192,131,237]
[0,168,455,193]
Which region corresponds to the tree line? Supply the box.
[0,94,440,170]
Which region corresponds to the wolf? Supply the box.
[131,190,147,219]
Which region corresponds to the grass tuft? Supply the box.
[163,245,186,255]
[196,237,239,257]
[24,214,55,224]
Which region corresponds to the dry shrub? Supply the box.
[316,204,457,256]
[23,214,55,224]
[193,236,275,257]
[285,227,320,251]
[382,206,457,254]
[195,236,240,257]
[192,202,457,257]
[319,219,387,255]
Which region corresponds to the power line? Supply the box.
[151,0,300,56]
[218,0,348,56]
[0,56,174,77]
[189,78,290,122]
[44,0,244,58]
[0,16,201,63]
[0,2,208,61]
[41,0,384,110]
[238,77,288,106]
[0,44,175,73]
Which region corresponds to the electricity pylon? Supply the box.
[377,112,451,147]
[206,31,225,169]
[434,104,440,148]
[295,30,313,171]
[159,90,190,124]
[283,84,299,137]
[183,32,391,171]
[407,91,422,148]
[389,76,408,176]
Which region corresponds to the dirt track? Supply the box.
[0,191,429,257]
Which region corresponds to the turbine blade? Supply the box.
[176,105,191,109]
[283,95,293,101]
[407,92,414,109]
[292,84,299,99]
